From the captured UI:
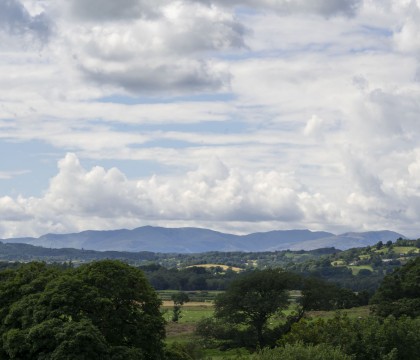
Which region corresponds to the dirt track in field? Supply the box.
[165,322,197,337]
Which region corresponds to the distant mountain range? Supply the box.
[1,226,406,253]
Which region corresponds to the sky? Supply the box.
[1,0,420,239]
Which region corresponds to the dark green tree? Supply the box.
[370,257,420,318]
[171,291,190,322]
[0,260,166,360]
[284,313,420,360]
[301,277,360,311]
[214,269,299,348]
[252,342,352,360]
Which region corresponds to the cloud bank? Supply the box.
[0,152,419,238]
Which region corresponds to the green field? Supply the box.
[392,246,419,254]
[348,265,373,275]
[163,300,371,359]
[163,304,214,324]
[374,248,390,254]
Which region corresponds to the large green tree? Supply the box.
[214,269,299,348]
[0,260,165,359]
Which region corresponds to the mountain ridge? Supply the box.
[1,226,405,253]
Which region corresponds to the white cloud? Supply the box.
[0,154,306,236]
[1,151,420,238]
[54,1,245,94]
[0,196,31,221]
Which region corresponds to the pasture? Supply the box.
[348,265,373,275]
[392,246,419,254]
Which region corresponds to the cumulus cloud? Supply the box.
[49,153,304,222]
[0,196,31,221]
[57,1,245,94]
[0,154,306,236]
[43,154,143,217]
[1,147,420,238]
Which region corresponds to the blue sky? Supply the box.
[1,0,420,238]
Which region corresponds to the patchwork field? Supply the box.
[163,296,371,359]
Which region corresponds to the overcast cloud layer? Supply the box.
[1,0,420,239]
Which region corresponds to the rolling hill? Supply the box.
[1,226,405,253]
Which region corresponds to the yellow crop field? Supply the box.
[187,264,243,272]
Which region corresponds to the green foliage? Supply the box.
[171,291,190,305]
[370,257,420,317]
[171,291,190,322]
[0,260,166,360]
[197,271,366,351]
[195,316,255,350]
[251,342,351,360]
[142,263,241,291]
[214,269,300,348]
[165,342,206,360]
[284,313,420,360]
[301,277,363,310]
[358,268,373,276]
[43,318,111,360]
[109,346,145,360]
